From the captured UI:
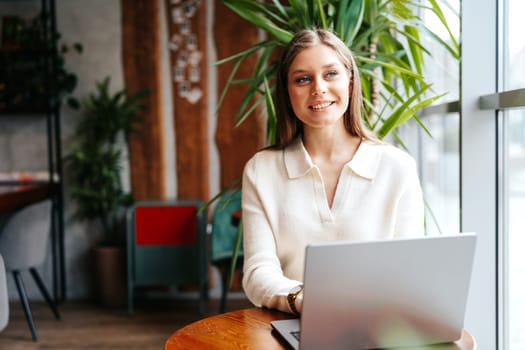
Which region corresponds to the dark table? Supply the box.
[0,182,51,213]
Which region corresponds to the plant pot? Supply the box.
[92,245,127,308]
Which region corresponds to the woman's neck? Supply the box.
[302,125,361,163]
[302,125,362,208]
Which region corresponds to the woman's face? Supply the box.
[287,44,351,130]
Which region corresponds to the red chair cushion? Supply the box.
[134,206,198,245]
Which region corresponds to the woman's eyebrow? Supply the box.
[289,62,340,76]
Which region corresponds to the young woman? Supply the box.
[241,29,424,315]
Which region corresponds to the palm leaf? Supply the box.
[216,0,460,260]
[426,0,459,51]
[356,56,424,79]
[263,77,277,144]
[223,0,293,43]
[229,219,243,287]
[377,88,445,138]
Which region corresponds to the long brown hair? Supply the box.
[272,29,376,149]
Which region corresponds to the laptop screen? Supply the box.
[295,233,477,349]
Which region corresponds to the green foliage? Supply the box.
[0,12,82,112]
[215,0,460,279]
[219,0,459,144]
[66,77,148,246]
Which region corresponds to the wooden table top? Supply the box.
[165,307,476,350]
[0,182,51,213]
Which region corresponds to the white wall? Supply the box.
[1,0,133,300]
[57,0,126,300]
[1,0,224,301]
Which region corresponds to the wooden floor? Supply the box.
[0,297,253,349]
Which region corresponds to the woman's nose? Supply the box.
[311,79,327,96]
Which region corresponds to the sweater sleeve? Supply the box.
[241,154,302,314]
[394,155,425,238]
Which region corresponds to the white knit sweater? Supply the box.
[241,138,425,314]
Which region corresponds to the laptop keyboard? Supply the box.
[291,331,300,340]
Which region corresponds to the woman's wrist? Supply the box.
[287,284,304,315]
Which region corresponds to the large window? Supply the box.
[404,0,460,236]
[412,0,525,348]
[501,0,525,348]
[420,112,460,235]
[379,1,525,347]
[466,0,525,347]
[505,111,525,349]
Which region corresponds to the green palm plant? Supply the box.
[214,0,459,283]
[218,0,459,145]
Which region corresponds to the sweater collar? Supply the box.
[284,138,381,180]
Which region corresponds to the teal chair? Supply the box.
[126,199,209,315]
[210,190,242,313]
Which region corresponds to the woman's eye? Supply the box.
[294,76,311,84]
[326,70,339,78]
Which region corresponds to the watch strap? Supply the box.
[287,285,303,315]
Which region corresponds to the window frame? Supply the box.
[459,0,499,348]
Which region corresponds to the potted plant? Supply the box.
[218,0,458,143]
[213,0,459,280]
[66,77,147,306]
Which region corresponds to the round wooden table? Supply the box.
[165,308,476,350]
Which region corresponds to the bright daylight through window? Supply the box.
[503,0,525,348]
[405,0,460,236]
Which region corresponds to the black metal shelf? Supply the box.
[0,0,66,303]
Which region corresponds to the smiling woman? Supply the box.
[240,29,425,315]
[285,43,359,207]
[287,45,351,130]
[273,30,376,147]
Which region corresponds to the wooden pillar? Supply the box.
[121,0,166,200]
[165,0,209,201]
[213,2,266,292]
[214,2,265,189]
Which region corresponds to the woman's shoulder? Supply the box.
[247,146,282,161]
[362,140,417,168]
[244,146,283,171]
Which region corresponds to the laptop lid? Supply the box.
[280,233,477,350]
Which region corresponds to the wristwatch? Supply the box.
[287,284,303,315]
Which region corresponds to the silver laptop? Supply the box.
[271,233,477,349]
